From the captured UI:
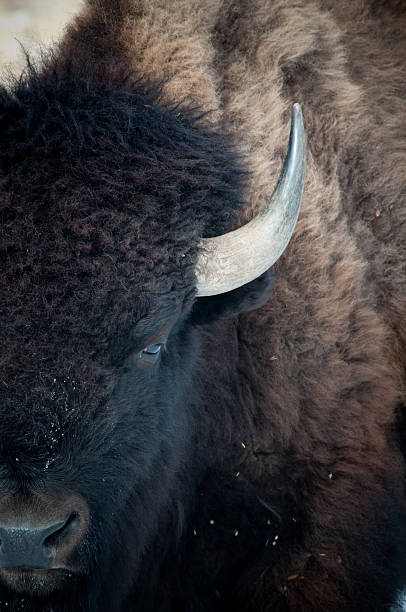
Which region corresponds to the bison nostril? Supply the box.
[0,511,84,570]
[44,513,79,548]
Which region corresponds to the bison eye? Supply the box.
[138,343,164,363]
[143,343,162,355]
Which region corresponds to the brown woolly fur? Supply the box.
[0,1,405,611]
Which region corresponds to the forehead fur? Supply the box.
[0,55,246,425]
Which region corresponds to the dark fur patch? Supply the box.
[192,269,275,324]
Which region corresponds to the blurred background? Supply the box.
[0,0,82,70]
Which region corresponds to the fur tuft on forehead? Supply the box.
[0,54,246,409]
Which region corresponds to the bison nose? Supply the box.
[0,513,80,570]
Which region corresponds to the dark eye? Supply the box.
[138,343,164,363]
[143,343,162,356]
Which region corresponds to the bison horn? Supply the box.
[196,103,306,297]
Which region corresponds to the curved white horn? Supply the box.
[196,103,306,297]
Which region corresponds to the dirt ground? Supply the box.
[0,0,82,71]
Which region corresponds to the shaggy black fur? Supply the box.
[0,50,250,449]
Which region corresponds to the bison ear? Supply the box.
[191,269,275,324]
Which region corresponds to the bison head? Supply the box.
[0,56,305,611]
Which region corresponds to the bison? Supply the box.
[0,0,405,610]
